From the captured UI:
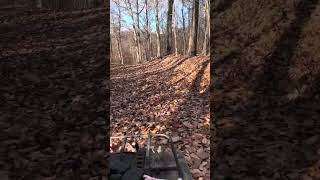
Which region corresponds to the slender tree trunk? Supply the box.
[116,2,124,64]
[173,5,178,56]
[187,0,199,56]
[145,0,151,60]
[202,0,210,55]
[181,0,186,55]
[116,37,124,64]
[166,0,174,55]
[188,6,192,40]
[153,0,161,57]
[136,0,143,63]
[125,0,143,64]
[132,27,140,63]
[148,0,152,59]
[110,27,124,64]
[202,1,207,54]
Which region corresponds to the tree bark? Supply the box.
[153,0,161,57]
[188,6,192,41]
[181,0,186,55]
[111,0,124,64]
[166,0,174,55]
[173,4,178,56]
[202,0,209,55]
[117,1,124,64]
[124,0,144,63]
[135,0,143,63]
[187,0,199,56]
[115,36,124,64]
[145,0,152,60]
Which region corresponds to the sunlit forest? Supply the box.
[110,0,210,179]
[110,0,209,64]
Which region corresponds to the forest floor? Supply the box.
[1,8,108,179]
[212,0,320,179]
[110,55,210,179]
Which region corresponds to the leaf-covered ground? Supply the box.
[111,55,210,179]
[212,0,320,179]
[1,8,108,179]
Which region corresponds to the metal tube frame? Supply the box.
[110,133,184,179]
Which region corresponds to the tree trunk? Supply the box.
[116,37,124,64]
[166,0,174,55]
[124,0,143,64]
[153,0,161,57]
[181,0,186,55]
[136,0,143,63]
[202,0,210,55]
[117,1,124,64]
[173,5,178,56]
[145,0,151,60]
[131,25,141,63]
[187,0,199,56]
[188,6,192,41]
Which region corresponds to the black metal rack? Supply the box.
[110,133,185,180]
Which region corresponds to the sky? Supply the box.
[110,0,191,32]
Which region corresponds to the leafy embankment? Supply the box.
[111,55,210,179]
[212,0,320,179]
[0,8,108,179]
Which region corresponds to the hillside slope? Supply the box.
[1,8,108,179]
[111,55,210,179]
[213,0,320,179]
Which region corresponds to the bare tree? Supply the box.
[145,0,152,60]
[112,0,124,64]
[110,0,207,64]
[181,0,187,55]
[135,0,144,63]
[153,0,161,57]
[166,0,174,54]
[123,0,145,63]
[202,0,210,55]
[187,5,192,40]
[173,4,178,56]
[187,0,199,56]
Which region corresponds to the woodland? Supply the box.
[110,0,210,64]
[110,0,210,179]
[2,0,320,180]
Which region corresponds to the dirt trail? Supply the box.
[111,55,210,179]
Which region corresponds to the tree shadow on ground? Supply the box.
[213,0,320,179]
[112,56,190,81]
[167,58,210,131]
[110,56,209,136]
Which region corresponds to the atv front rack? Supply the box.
[110,133,185,180]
